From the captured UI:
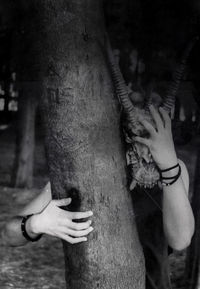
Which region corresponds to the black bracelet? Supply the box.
[160,164,181,187]
[21,214,42,242]
[159,163,179,173]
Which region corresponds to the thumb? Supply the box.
[54,198,72,207]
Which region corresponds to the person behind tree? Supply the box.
[105,34,195,288]
[1,105,194,289]
[130,105,194,289]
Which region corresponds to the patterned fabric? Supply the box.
[132,185,172,289]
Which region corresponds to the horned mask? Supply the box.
[106,35,198,190]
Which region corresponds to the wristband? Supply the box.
[159,163,179,173]
[160,164,181,187]
[21,214,42,242]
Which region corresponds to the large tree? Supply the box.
[37,1,145,288]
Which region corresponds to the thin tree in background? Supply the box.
[184,36,200,289]
[11,1,41,188]
[12,90,37,188]
[184,145,200,289]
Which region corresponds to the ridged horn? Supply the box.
[162,36,199,112]
[105,34,137,127]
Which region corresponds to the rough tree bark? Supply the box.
[38,1,145,288]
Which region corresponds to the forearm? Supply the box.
[2,214,41,247]
[135,106,195,250]
[163,176,194,251]
[1,184,51,247]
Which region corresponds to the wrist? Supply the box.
[157,156,178,171]
[26,214,43,236]
[159,162,181,187]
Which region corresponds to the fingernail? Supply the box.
[88,220,92,225]
[84,238,87,241]
[89,211,93,216]
[90,227,94,231]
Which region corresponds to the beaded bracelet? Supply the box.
[159,163,181,187]
[21,214,42,242]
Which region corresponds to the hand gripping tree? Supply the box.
[38,1,145,288]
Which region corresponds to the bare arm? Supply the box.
[135,105,195,251]
[19,182,52,215]
[2,182,93,246]
[162,159,194,250]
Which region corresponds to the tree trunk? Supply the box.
[185,145,200,289]
[12,88,37,188]
[185,31,200,287]
[39,1,145,288]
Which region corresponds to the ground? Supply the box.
[0,124,199,289]
[0,126,65,289]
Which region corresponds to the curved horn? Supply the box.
[105,34,137,127]
[162,36,199,112]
